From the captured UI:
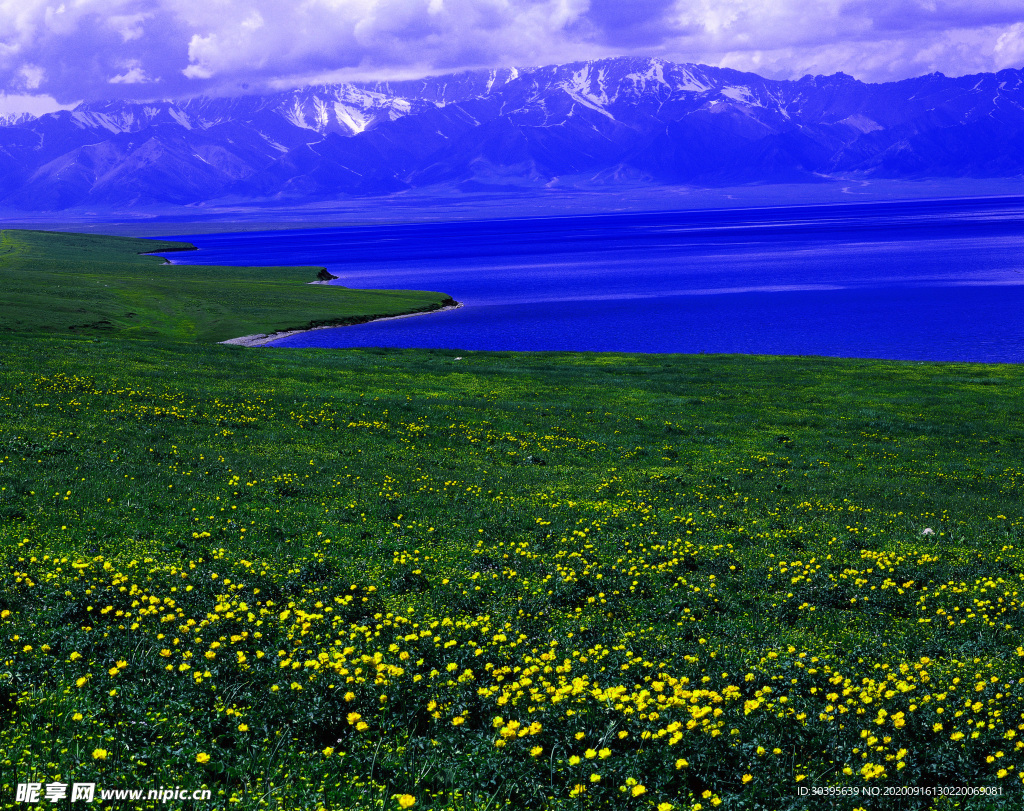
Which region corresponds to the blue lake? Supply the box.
[157,196,1024,361]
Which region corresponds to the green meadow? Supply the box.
[2,230,1023,810]
[0,229,452,343]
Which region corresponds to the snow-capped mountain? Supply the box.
[0,112,36,128]
[2,57,1024,209]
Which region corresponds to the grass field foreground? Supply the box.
[0,230,453,343]
[1,334,1023,810]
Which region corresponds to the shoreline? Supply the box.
[220,301,463,347]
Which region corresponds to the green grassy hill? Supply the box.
[0,229,453,343]
[2,329,1023,810]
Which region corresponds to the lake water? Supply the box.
[157,196,1024,361]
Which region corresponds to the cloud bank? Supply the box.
[2,0,1024,112]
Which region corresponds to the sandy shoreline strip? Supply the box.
[220,302,463,347]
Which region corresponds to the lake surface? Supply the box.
[157,196,1024,361]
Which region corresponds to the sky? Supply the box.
[3,0,1024,115]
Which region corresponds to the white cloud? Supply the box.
[109,59,157,84]
[0,91,76,116]
[0,1,144,64]
[994,22,1024,69]
[182,35,215,79]
[177,0,586,81]
[709,23,1024,82]
[17,63,44,89]
[2,0,1024,101]
[107,13,151,43]
[164,0,1024,85]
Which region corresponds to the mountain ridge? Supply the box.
[2,57,1023,210]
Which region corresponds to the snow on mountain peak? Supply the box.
[839,113,882,133]
[313,97,330,130]
[272,84,422,134]
[71,110,133,133]
[0,112,35,127]
[558,65,615,120]
[720,86,760,106]
[281,99,312,130]
[333,102,368,134]
[674,66,710,93]
[2,56,1023,211]
[168,108,193,130]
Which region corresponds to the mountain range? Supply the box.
[2,56,1024,210]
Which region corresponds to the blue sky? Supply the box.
[3,0,1024,114]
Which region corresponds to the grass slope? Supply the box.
[0,229,453,343]
[2,334,1023,810]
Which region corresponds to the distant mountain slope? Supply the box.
[2,57,1024,210]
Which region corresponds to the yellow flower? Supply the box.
[742,774,753,784]
[590,774,601,783]
[658,804,674,811]
[72,712,83,721]
[347,712,362,724]
[356,721,369,731]
[238,724,249,732]
[396,795,416,808]
[92,748,107,760]
[530,746,543,757]
[675,758,688,769]
[631,784,647,797]
[322,747,334,756]
[598,747,611,759]
[569,756,581,765]
[452,716,465,726]
[584,748,597,759]
[196,752,211,764]
[569,785,586,798]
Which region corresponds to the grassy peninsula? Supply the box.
[1,230,1023,810]
[0,229,454,343]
